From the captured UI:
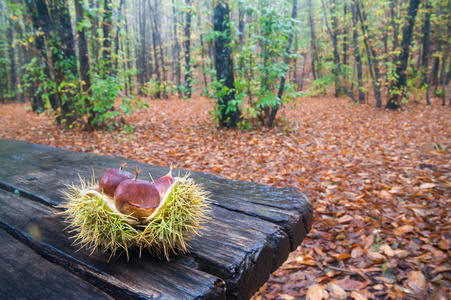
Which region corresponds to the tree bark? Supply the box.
[386,0,421,110]
[149,0,161,98]
[307,0,318,80]
[113,0,125,75]
[74,0,93,124]
[329,0,341,97]
[7,21,16,101]
[351,1,364,103]
[151,0,167,99]
[184,0,192,98]
[267,0,298,127]
[321,0,357,103]
[171,0,182,97]
[355,0,382,107]
[420,2,431,87]
[213,1,240,128]
[49,0,79,124]
[88,0,99,71]
[102,0,112,77]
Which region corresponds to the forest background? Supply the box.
[0,0,450,299]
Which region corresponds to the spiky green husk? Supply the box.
[58,174,210,260]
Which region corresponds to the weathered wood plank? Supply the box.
[0,138,311,248]
[0,190,226,300]
[0,139,312,299]
[0,229,113,300]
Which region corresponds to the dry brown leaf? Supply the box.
[326,282,347,298]
[278,294,296,300]
[350,291,368,300]
[380,244,394,258]
[365,249,385,262]
[406,270,426,293]
[393,225,413,236]
[338,215,353,224]
[332,253,351,260]
[351,247,364,258]
[394,249,409,258]
[438,239,450,250]
[419,182,436,189]
[306,284,329,300]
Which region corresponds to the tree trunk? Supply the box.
[213,1,240,128]
[88,0,99,72]
[321,0,357,103]
[200,34,209,95]
[171,0,182,97]
[307,0,318,80]
[267,0,297,127]
[24,0,52,112]
[293,33,298,87]
[329,0,341,97]
[74,0,93,124]
[386,0,421,110]
[151,0,166,99]
[420,1,431,87]
[48,0,79,124]
[124,8,133,96]
[442,1,451,106]
[351,1,364,103]
[113,0,125,75]
[149,1,161,99]
[343,3,348,76]
[102,0,112,78]
[355,0,382,107]
[7,21,16,101]
[184,0,192,98]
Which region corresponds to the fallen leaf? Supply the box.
[326,282,347,298]
[350,291,368,300]
[406,271,426,293]
[393,225,413,236]
[380,244,394,258]
[438,239,450,250]
[338,215,353,224]
[278,294,296,300]
[306,284,329,300]
[332,253,351,260]
[351,247,364,258]
[366,249,385,262]
[394,249,409,258]
[419,182,435,189]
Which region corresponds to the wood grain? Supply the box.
[0,139,312,299]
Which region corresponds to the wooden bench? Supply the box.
[0,139,313,299]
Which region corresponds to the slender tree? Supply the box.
[307,0,318,80]
[386,0,421,110]
[420,2,432,87]
[184,0,192,98]
[355,0,382,107]
[351,1,364,103]
[213,0,240,128]
[102,0,112,77]
[321,0,357,103]
[268,0,298,127]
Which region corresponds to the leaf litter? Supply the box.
[0,96,450,299]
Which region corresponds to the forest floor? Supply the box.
[1,96,450,299]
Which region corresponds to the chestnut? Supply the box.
[99,161,134,197]
[153,170,175,198]
[114,167,161,219]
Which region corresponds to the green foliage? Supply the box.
[208,0,301,127]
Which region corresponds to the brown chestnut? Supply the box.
[114,167,161,219]
[99,161,134,197]
[153,170,175,198]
